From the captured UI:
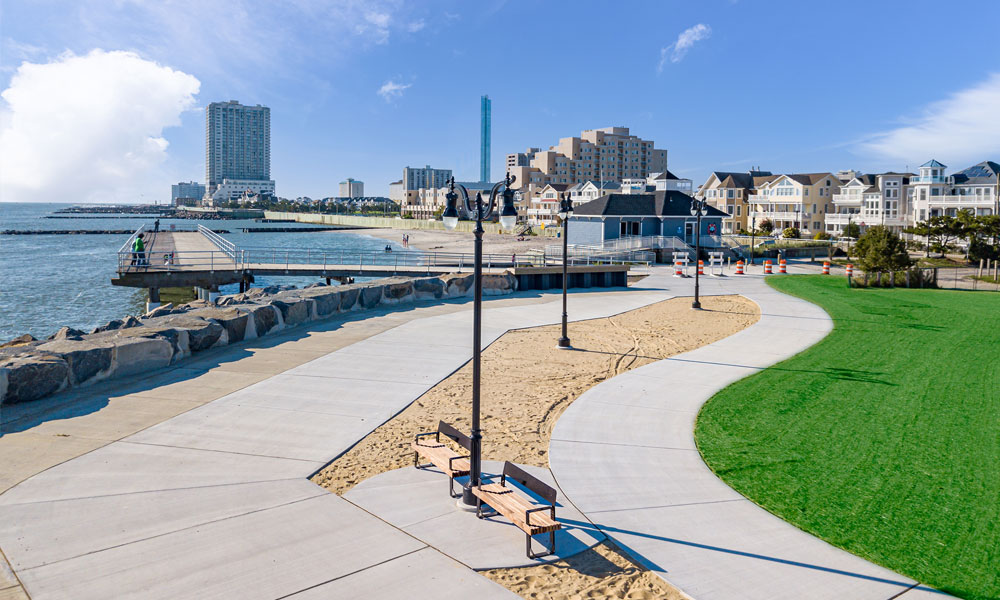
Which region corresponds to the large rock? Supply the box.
[143,303,175,318]
[381,279,414,303]
[358,285,384,308]
[47,327,85,341]
[339,287,360,311]
[109,325,189,360]
[269,296,313,326]
[482,272,517,296]
[185,307,250,344]
[441,273,475,297]
[297,287,341,316]
[141,315,224,352]
[412,277,445,299]
[91,319,124,334]
[235,303,280,337]
[109,337,174,378]
[1,353,70,404]
[36,339,114,386]
[1,334,36,349]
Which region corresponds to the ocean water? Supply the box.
[0,203,403,341]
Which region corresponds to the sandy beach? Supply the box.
[334,227,556,255]
[311,294,758,599]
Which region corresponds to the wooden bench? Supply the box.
[412,420,471,498]
[471,461,562,559]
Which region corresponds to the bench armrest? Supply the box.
[525,505,555,527]
[414,431,438,443]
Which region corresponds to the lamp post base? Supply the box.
[691,301,702,310]
[557,337,572,349]
[458,485,477,510]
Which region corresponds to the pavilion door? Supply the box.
[685,221,695,245]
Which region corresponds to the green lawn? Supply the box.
[695,276,1000,600]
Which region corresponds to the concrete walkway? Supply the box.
[549,269,951,599]
[0,286,667,599]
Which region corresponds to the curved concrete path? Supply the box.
[550,270,950,599]
[0,286,669,599]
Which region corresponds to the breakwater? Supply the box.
[0,271,518,405]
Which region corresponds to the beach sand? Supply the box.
[334,227,555,255]
[311,294,758,599]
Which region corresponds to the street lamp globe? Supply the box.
[499,181,518,230]
[442,178,460,230]
[558,194,573,220]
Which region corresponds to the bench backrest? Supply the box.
[502,461,557,505]
[437,420,472,452]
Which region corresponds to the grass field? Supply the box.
[695,276,1000,600]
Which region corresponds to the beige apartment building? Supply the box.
[505,126,668,207]
[748,173,841,236]
[697,170,775,233]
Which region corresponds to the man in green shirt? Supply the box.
[132,233,146,267]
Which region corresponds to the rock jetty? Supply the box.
[0,272,517,406]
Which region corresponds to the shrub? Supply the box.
[758,219,774,233]
[842,222,861,238]
[813,231,831,240]
[783,227,800,239]
[854,226,912,273]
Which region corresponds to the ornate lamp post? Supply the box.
[441,174,518,507]
[750,213,757,266]
[691,197,708,310]
[557,192,573,349]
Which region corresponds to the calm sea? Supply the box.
[0,203,403,341]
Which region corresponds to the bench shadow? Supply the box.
[553,516,949,596]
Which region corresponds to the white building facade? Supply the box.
[339,178,364,199]
[909,160,999,222]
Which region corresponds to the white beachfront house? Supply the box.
[908,160,1000,222]
[827,172,912,235]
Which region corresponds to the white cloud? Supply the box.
[861,73,1000,165]
[658,23,711,72]
[0,49,199,203]
[406,19,426,32]
[377,80,411,102]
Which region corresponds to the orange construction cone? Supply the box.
[735,260,744,275]
[822,261,830,275]
[764,260,773,274]
[779,259,787,274]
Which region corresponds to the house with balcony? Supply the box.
[649,170,694,194]
[748,173,839,236]
[827,172,912,235]
[567,180,620,205]
[697,169,774,234]
[526,183,570,225]
[908,160,999,222]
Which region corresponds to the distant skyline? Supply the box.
[2,0,1000,203]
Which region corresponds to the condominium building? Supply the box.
[748,173,840,236]
[205,100,273,202]
[388,180,404,204]
[827,172,912,235]
[698,170,775,234]
[339,178,364,199]
[505,126,669,206]
[908,160,999,222]
[399,165,453,216]
[171,181,205,205]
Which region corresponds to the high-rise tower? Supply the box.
[480,95,491,183]
[204,100,274,202]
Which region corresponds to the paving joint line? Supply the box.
[273,546,429,600]
[118,439,325,465]
[17,491,328,573]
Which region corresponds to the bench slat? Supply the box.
[412,440,470,477]
[472,483,561,535]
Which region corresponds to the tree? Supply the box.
[854,226,912,273]
[782,227,800,239]
[758,219,774,234]
[842,222,861,239]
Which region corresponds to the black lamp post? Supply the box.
[557,192,573,349]
[749,213,757,266]
[441,174,518,507]
[691,197,708,310]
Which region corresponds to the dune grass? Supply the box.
[696,275,1000,600]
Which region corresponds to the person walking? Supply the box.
[154,219,160,233]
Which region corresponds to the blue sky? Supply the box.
[2,0,999,203]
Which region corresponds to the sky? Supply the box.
[2,0,1000,204]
